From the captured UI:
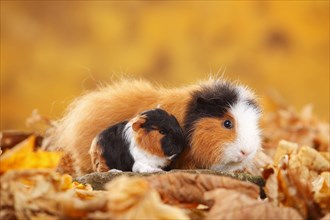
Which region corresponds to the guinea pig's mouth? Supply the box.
[226,160,244,166]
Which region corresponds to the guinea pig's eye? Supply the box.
[158,130,167,135]
[223,120,233,129]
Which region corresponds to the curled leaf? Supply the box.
[312,172,330,212]
[273,140,298,165]
[106,176,189,220]
[290,146,330,172]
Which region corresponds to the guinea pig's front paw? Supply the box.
[133,163,163,173]
[141,167,163,173]
[108,169,123,173]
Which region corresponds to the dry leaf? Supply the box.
[262,104,329,158]
[106,176,189,220]
[0,169,107,219]
[320,152,330,162]
[262,166,278,203]
[0,131,39,152]
[246,150,274,176]
[290,146,330,172]
[313,172,330,212]
[26,109,53,135]
[55,190,107,219]
[204,188,303,219]
[145,173,260,206]
[273,140,298,165]
[264,142,325,219]
[0,136,62,173]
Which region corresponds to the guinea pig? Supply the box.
[49,78,261,175]
[89,108,185,173]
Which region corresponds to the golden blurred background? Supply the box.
[1,1,329,130]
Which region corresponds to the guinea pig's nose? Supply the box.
[240,150,251,157]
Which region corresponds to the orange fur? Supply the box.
[132,114,166,157]
[52,79,193,175]
[134,129,165,157]
[178,114,236,168]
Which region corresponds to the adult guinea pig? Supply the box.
[89,108,185,173]
[49,78,261,175]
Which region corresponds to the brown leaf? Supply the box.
[105,176,189,220]
[0,131,40,152]
[273,140,298,165]
[273,156,323,219]
[25,109,53,135]
[312,172,330,213]
[55,190,107,219]
[205,188,303,220]
[0,170,107,219]
[290,146,330,172]
[262,103,329,158]
[262,166,278,203]
[146,173,260,206]
[268,141,329,217]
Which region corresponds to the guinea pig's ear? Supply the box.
[156,104,162,109]
[196,97,206,105]
[195,96,218,113]
[131,115,147,132]
[195,96,209,109]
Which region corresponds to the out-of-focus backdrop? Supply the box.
[1,1,329,130]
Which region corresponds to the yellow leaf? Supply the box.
[0,136,62,173]
[60,174,73,191]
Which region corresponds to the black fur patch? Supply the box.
[183,81,239,142]
[98,121,135,171]
[141,109,185,157]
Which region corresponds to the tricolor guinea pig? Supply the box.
[49,78,261,175]
[89,109,185,173]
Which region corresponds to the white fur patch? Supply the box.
[108,169,123,173]
[212,88,261,172]
[123,122,168,173]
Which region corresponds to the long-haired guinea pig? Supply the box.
[89,108,185,173]
[49,78,261,176]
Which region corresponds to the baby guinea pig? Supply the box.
[89,108,185,173]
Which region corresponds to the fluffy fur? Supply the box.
[50,78,261,175]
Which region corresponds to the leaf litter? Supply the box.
[0,101,329,219]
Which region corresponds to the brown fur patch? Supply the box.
[134,129,165,157]
[55,153,76,175]
[89,136,110,172]
[180,113,237,168]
